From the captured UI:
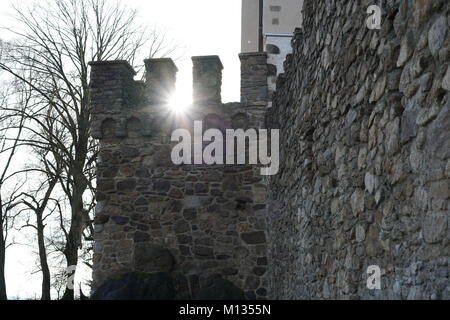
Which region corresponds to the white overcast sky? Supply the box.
[0,0,241,299]
[126,0,242,103]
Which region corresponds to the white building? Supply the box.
[241,0,304,106]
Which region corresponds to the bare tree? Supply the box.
[20,148,62,300]
[20,189,57,300]
[51,264,68,300]
[0,0,181,300]
[147,26,185,61]
[0,78,29,300]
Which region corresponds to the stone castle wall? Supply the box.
[89,55,271,299]
[265,0,449,299]
[89,0,449,300]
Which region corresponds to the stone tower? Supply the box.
[89,53,271,299]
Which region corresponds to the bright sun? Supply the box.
[169,90,191,114]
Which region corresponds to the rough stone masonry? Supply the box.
[89,54,270,299]
[265,0,449,299]
[89,0,449,300]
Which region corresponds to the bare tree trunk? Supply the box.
[61,249,77,300]
[36,212,50,300]
[21,166,59,300]
[61,205,81,301]
[61,170,86,300]
[0,216,7,300]
[61,209,81,301]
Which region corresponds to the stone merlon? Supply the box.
[144,58,178,104]
[192,55,224,104]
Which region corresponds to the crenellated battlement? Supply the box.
[88,53,271,299]
[89,54,269,141]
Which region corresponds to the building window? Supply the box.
[270,5,281,12]
[266,44,280,54]
[272,18,279,25]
